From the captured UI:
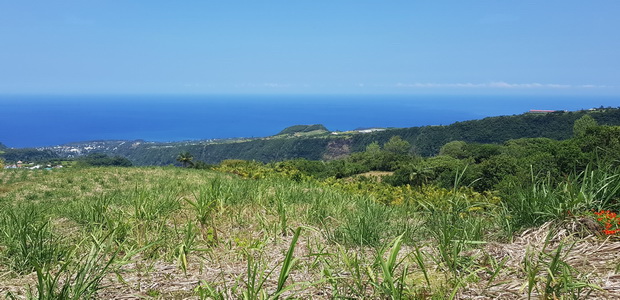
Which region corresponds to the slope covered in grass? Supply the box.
[1,164,619,298]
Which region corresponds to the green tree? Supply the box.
[475,154,519,191]
[463,143,502,163]
[577,125,620,163]
[423,155,468,188]
[438,141,467,159]
[383,136,411,155]
[176,151,194,168]
[573,114,598,137]
[365,141,381,154]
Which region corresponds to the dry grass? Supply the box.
[461,219,620,299]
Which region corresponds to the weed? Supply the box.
[187,179,230,242]
[0,207,66,273]
[28,235,118,300]
[522,236,600,299]
[374,234,409,299]
[330,198,392,246]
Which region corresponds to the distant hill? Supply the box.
[351,108,620,156]
[277,124,329,135]
[38,108,620,166]
[0,148,58,163]
[0,142,6,150]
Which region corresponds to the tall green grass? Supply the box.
[0,206,66,273]
[27,238,117,300]
[501,163,620,234]
[328,197,394,247]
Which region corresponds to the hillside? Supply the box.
[276,124,329,136]
[126,108,620,165]
[18,107,620,166]
[351,108,620,155]
[0,148,59,163]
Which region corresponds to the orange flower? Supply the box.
[593,210,620,236]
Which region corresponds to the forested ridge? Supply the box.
[0,148,58,163]
[127,108,620,165]
[125,137,332,166]
[351,108,620,155]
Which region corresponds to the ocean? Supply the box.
[1,94,618,148]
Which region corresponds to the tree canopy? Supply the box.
[383,136,411,155]
[277,124,329,135]
[76,153,132,167]
[573,114,598,137]
[0,148,58,163]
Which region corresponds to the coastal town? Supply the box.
[40,140,141,158]
[3,161,63,170]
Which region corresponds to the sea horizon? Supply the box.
[1,94,618,148]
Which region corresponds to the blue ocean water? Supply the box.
[0,94,618,148]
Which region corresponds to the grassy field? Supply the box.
[0,166,619,299]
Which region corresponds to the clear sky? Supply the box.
[1,1,619,95]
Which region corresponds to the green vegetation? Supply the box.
[277,124,329,135]
[573,114,598,138]
[0,148,58,163]
[61,108,620,166]
[176,151,194,168]
[2,120,620,298]
[124,137,332,166]
[351,107,620,156]
[76,153,132,167]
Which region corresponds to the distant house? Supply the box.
[16,161,23,168]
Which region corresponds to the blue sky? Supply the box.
[1,1,619,95]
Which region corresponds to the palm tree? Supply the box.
[405,163,433,187]
[176,151,194,168]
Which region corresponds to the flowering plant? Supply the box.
[593,210,620,235]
